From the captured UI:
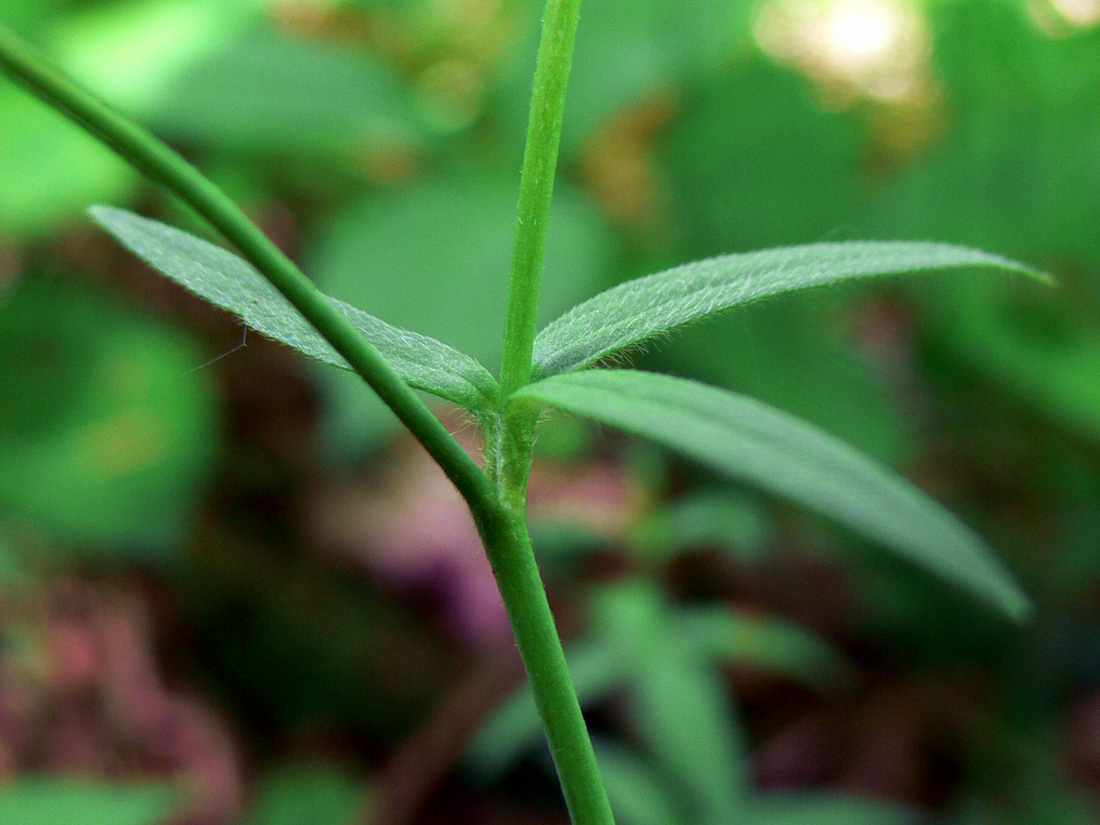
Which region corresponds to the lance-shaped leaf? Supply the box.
[671,607,854,691]
[532,242,1045,380]
[517,370,1031,620]
[630,650,749,819]
[591,742,689,825]
[89,206,498,411]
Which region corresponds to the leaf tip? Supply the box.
[1033,269,1057,288]
[86,203,123,229]
[991,254,1053,287]
[1002,589,1036,625]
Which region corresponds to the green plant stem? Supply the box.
[486,0,613,822]
[0,22,492,514]
[478,506,615,825]
[0,16,613,825]
[499,0,582,400]
[497,0,583,510]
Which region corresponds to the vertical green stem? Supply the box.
[487,0,613,823]
[499,0,583,399]
[478,507,615,825]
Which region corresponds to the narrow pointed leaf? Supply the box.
[532,242,1045,380]
[517,370,1031,620]
[89,206,498,411]
[631,651,749,819]
[671,607,853,691]
[592,741,690,825]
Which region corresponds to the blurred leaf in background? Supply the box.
[866,0,1100,445]
[495,0,751,156]
[146,26,419,160]
[0,0,252,234]
[468,580,890,825]
[0,780,177,825]
[0,278,219,557]
[244,765,370,825]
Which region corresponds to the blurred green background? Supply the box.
[2,0,1100,822]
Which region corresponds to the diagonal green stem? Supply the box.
[0,22,493,514]
[478,506,615,825]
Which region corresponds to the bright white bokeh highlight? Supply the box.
[754,0,930,104]
[1028,0,1100,34]
[1051,0,1100,25]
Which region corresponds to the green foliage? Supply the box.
[146,27,417,158]
[308,175,612,374]
[0,779,177,825]
[631,644,747,819]
[90,205,499,412]
[470,581,885,825]
[468,580,850,779]
[518,369,1030,619]
[742,795,918,825]
[0,278,218,554]
[0,530,22,585]
[0,0,249,233]
[593,750,919,825]
[53,0,251,115]
[0,87,133,233]
[497,0,749,155]
[0,2,1075,822]
[873,1,1100,263]
[630,486,772,563]
[305,171,611,449]
[591,741,687,825]
[650,299,909,463]
[649,56,901,461]
[866,1,1100,446]
[466,631,624,776]
[662,60,862,254]
[931,278,1100,442]
[532,241,1042,380]
[670,608,854,691]
[244,766,370,825]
